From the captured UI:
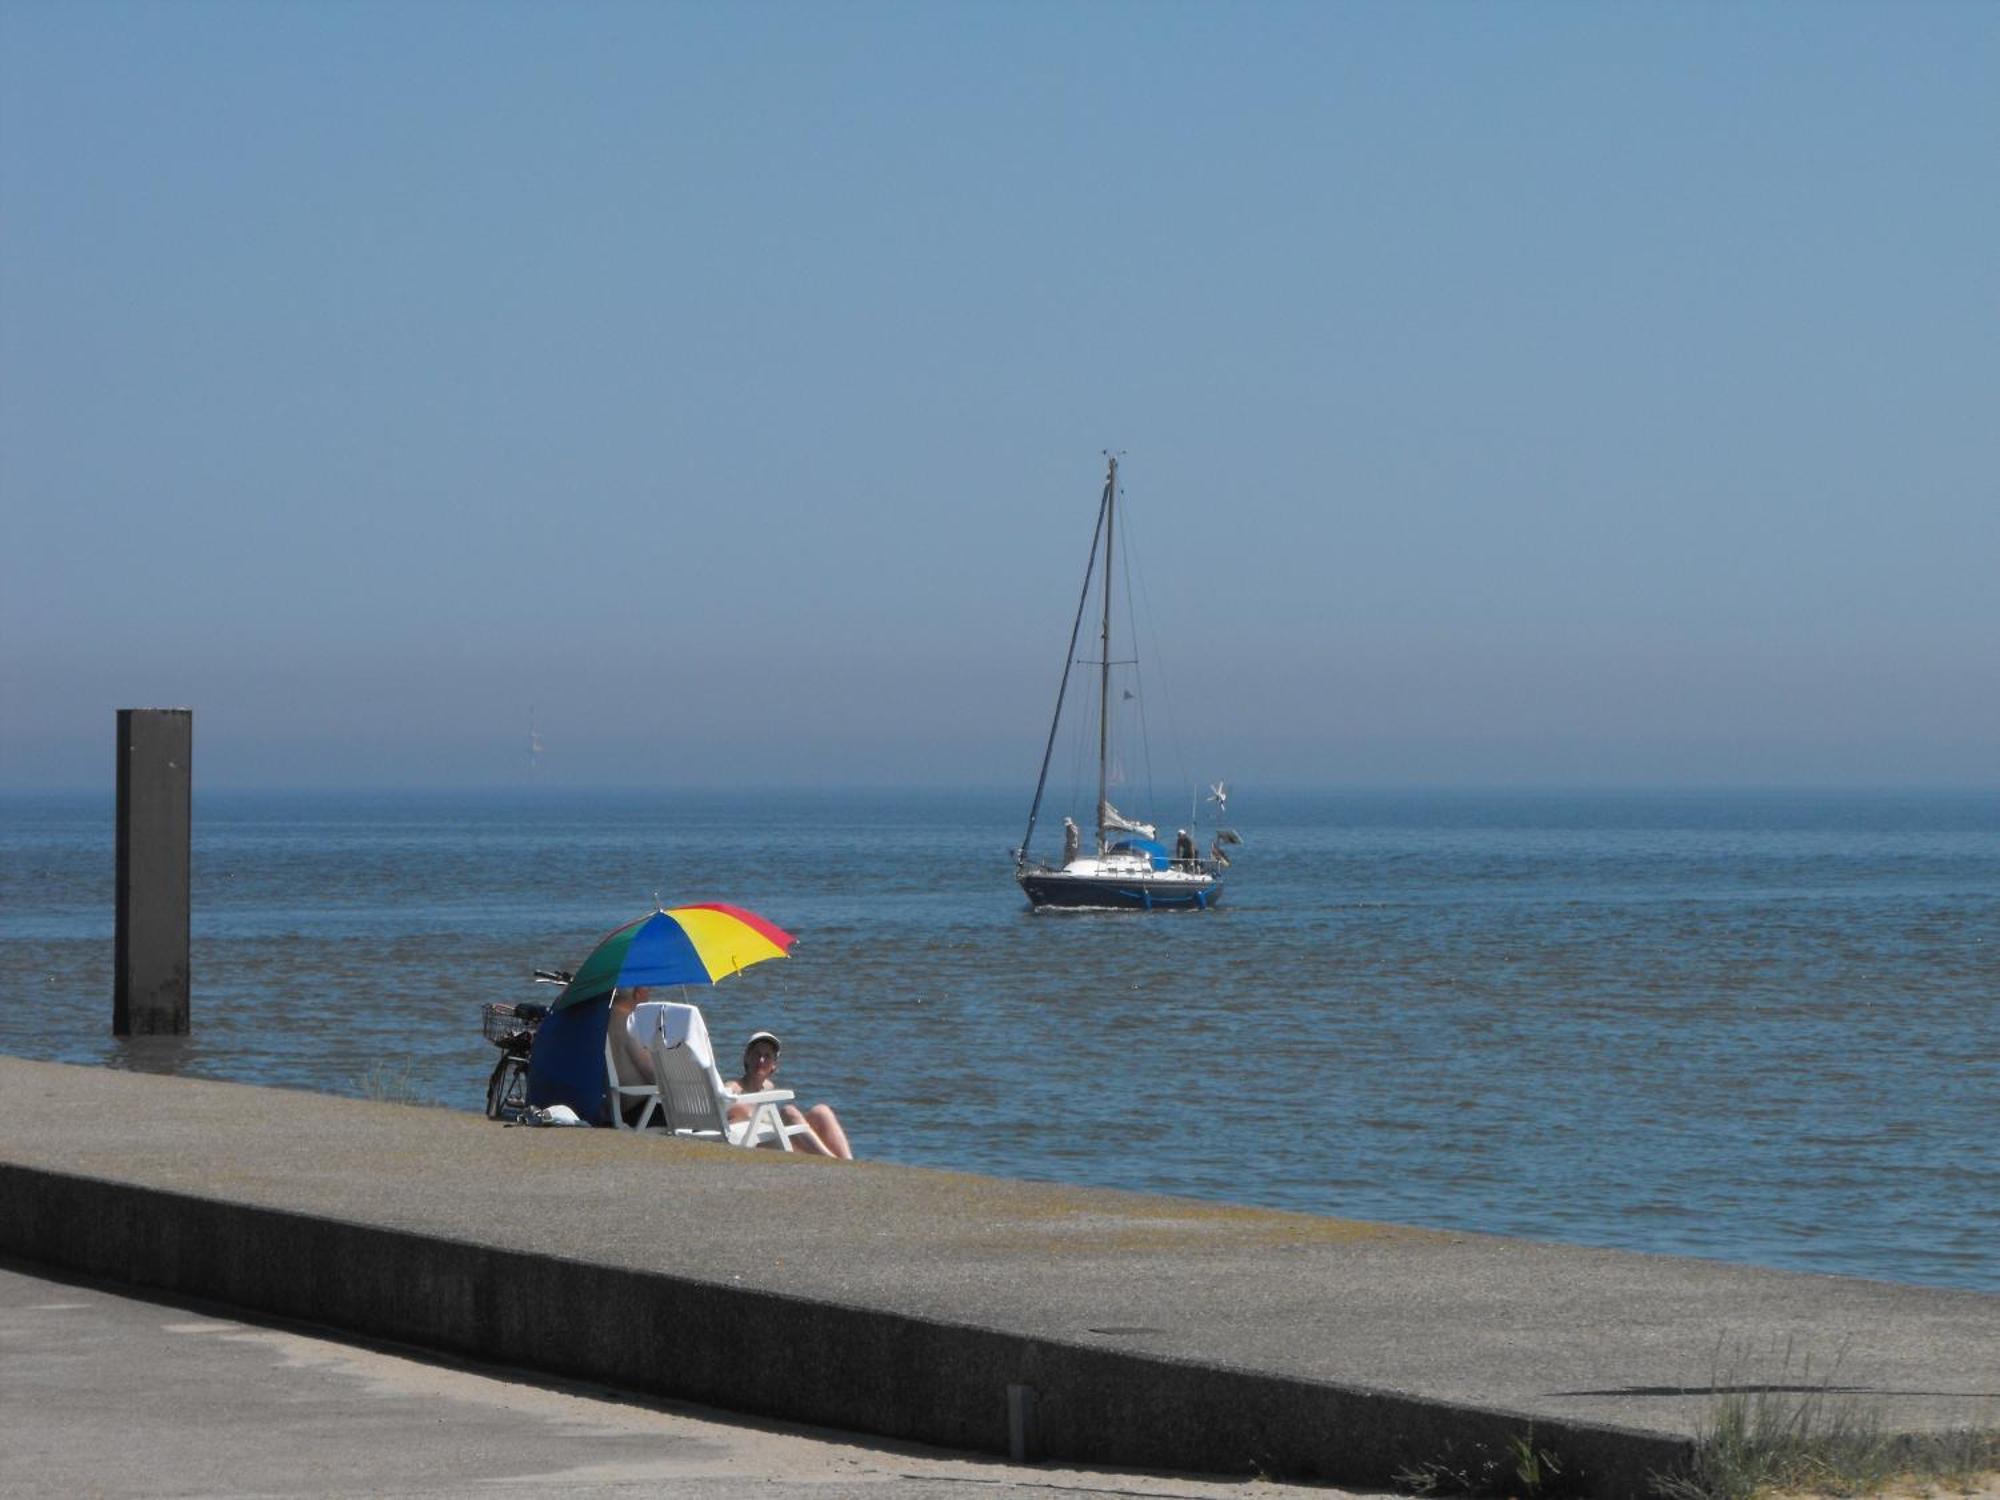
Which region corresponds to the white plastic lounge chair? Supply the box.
[612,1000,809,1149]
[602,992,666,1129]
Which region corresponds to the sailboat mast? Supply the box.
[1018,483,1109,869]
[1096,456,1115,854]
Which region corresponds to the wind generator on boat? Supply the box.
[1013,456,1238,911]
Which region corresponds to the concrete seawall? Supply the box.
[3,1056,1992,1497]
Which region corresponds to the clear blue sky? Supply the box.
[3,1,1994,790]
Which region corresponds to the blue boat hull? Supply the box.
[1017,870,1224,911]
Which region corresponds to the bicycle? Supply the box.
[480,968,566,1121]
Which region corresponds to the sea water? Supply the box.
[2,787,1994,1291]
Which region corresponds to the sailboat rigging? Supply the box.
[1014,456,1233,911]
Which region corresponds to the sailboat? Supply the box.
[1014,457,1233,911]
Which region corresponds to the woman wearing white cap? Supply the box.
[727,1031,853,1159]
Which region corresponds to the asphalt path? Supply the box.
[0,1262,1371,1500]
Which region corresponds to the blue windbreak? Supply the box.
[527,995,612,1122]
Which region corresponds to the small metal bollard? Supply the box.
[1006,1382,1038,1463]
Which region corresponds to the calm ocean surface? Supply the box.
[3,787,1995,1291]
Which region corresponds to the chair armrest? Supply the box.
[732,1088,795,1105]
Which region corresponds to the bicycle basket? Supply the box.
[483,1001,545,1045]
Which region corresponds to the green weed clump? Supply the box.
[1651,1338,2000,1500]
[356,1063,427,1105]
[1395,1426,1578,1499]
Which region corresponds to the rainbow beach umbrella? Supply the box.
[552,903,796,1011]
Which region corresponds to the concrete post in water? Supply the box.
[114,708,192,1036]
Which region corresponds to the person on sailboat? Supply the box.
[1174,828,1197,870]
[1061,816,1081,867]
[728,1031,853,1159]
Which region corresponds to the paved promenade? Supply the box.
[2,1056,1994,1497]
[0,1262,1362,1499]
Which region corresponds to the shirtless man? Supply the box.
[726,1031,854,1159]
